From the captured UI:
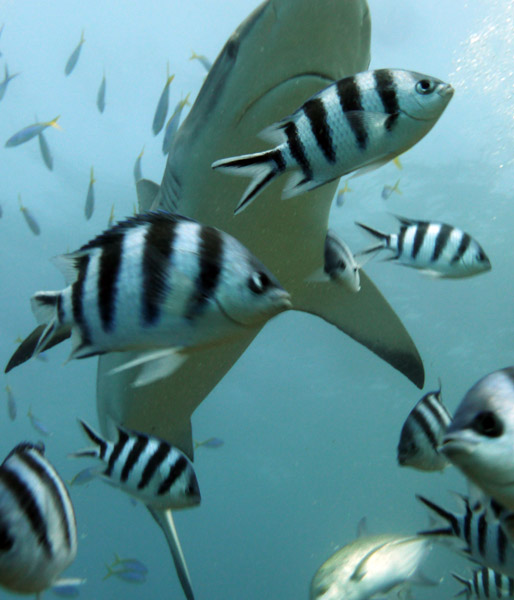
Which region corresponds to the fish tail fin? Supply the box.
[70,420,105,459]
[49,115,62,131]
[416,494,457,536]
[30,291,66,356]
[451,573,472,599]
[355,222,391,254]
[212,149,284,215]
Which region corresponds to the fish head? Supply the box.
[397,70,454,121]
[176,461,202,508]
[462,242,492,274]
[442,367,514,503]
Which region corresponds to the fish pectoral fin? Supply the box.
[108,348,188,388]
[304,267,330,283]
[293,272,424,388]
[350,543,390,581]
[136,179,161,212]
[148,507,195,600]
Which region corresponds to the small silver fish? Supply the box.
[97,72,106,113]
[65,30,85,76]
[133,147,144,183]
[189,50,212,73]
[381,178,401,200]
[356,216,491,278]
[18,195,41,236]
[38,132,54,171]
[84,166,95,220]
[27,406,51,436]
[194,437,224,450]
[212,69,453,214]
[104,567,146,584]
[5,384,16,421]
[453,568,514,600]
[68,466,98,487]
[442,367,514,512]
[6,116,61,147]
[162,94,190,155]
[397,382,452,472]
[335,180,352,207]
[107,554,148,575]
[51,578,86,598]
[0,64,19,102]
[152,65,174,136]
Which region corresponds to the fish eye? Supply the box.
[470,411,504,438]
[415,79,435,95]
[248,271,270,294]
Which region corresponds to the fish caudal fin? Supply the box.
[355,222,390,255]
[212,149,284,215]
[451,573,472,599]
[416,495,456,537]
[70,420,105,459]
[29,291,67,357]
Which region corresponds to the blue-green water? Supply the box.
[1,1,513,598]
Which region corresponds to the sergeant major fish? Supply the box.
[442,367,514,513]
[356,216,491,278]
[397,382,452,472]
[64,30,85,76]
[452,567,514,600]
[212,68,453,214]
[6,211,291,387]
[0,442,77,596]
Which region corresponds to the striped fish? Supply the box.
[417,495,514,578]
[356,216,491,278]
[212,69,453,214]
[397,382,452,471]
[6,211,290,386]
[0,442,77,595]
[73,420,200,509]
[453,568,514,600]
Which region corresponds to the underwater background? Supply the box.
[0,0,513,598]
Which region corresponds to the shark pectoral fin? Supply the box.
[293,271,424,388]
[136,179,160,212]
[148,507,195,600]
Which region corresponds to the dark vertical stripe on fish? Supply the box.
[0,467,52,557]
[302,98,336,163]
[423,394,450,429]
[284,121,312,180]
[71,254,91,346]
[98,231,124,332]
[157,455,188,495]
[451,233,471,264]
[397,227,407,258]
[105,429,129,477]
[336,76,368,150]
[16,450,74,550]
[57,293,65,324]
[432,224,453,262]
[478,512,487,556]
[509,574,514,596]
[373,69,400,122]
[473,570,480,597]
[411,222,429,259]
[137,442,170,490]
[185,226,223,319]
[121,434,149,482]
[495,570,503,596]
[497,524,507,565]
[411,407,438,450]
[464,503,472,545]
[142,217,176,325]
[483,566,489,598]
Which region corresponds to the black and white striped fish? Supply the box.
[356,216,491,278]
[212,69,453,214]
[397,383,452,471]
[0,442,77,595]
[417,495,514,578]
[453,568,514,600]
[5,211,291,386]
[72,420,200,510]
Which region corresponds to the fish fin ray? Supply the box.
[108,348,188,388]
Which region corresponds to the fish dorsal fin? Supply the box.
[356,517,368,538]
[136,179,161,212]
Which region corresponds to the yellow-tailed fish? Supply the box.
[162,94,191,155]
[38,131,53,171]
[381,178,401,200]
[65,30,85,76]
[84,166,96,220]
[336,180,352,207]
[152,63,174,135]
[133,146,144,183]
[0,64,19,102]
[18,194,40,235]
[97,71,106,113]
[108,203,115,227]
[6,116,61,148]
[5,385,16,421]
[189,50,212,73]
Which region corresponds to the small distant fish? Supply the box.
[133,147,144,183]
[393,156,403,170]
[212,69,453,214]
[72,420,201,510]
[7,212,290,386]
[397,382,452,472]
[51,578,86,598]
[194,437,224,450]
[27,406,51,436]
[307,229,362,292]
[68,466,98,487]
[356,216,491,278]
[97,72,106,113]
[65,30,85,76]
[84,166,95,220]
[107,203,115,227]
[310,531,436,600]
[107,554,148,575]
[335,180,352,207]
[453,568,514,600]
[162,94,190,155]
[104,566,146,583]
[0,64,19,102]
[0,442,77,595]
[189,50,212,72]
[442,367,514,512]
[0,204,2,218]
[381,178,402,200]
[38,132,54,171]
[5,384,16,421]
[152,64,174,135]
[18,194,41,236]
[6,116,61,148]
[417,494,514,577]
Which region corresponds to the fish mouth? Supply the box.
[402,84,454,121]
[438,83,454,99]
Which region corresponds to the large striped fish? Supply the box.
[212,69,453,214]
[0,442,77,595]
[453,567,514,600]
[5,211,290,387]
[356,216,491,278]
